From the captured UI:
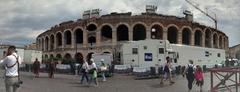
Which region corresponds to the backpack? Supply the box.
[186,65,194,77]
[163,64,170,73]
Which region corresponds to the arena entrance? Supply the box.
[133,24,146,41]
[117,24,129,41]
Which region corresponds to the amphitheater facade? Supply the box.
[36,12,228,63]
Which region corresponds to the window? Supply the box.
[217,53,221,57]
[132,48,138,54]
[143,46,147,50]
[205,51,209,57]
[159,48,164,54]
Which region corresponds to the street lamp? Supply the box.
[151,28,156,39]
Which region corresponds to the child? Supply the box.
[195,65,204,92]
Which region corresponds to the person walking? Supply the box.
[88,58,98,87]
[195,65,204,92]
[160,57,175,85]
[80,60,89,84]
[184,60,195,92]
[0,46,23,92]
[33,58,40,78]
[48,60,55,78]
[100,59,107,82]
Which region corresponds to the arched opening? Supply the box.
[151,25,163,39]
[205,29,212,48]
[87,24,97,31]
[101,25,112,42]
[63,53,72,64]
[213,33,218,48]
[219,36,223,49]
[56,33,62,46]
[167,26,178,44]
[45,37,49,51]
[44,54,48,62]
[64,30,72,45]
[50,54,54,60]
[41,39,44,51]
[75,53,83,64]
[87,52,94,62]
[56,54,62,60]
[133,24,146,41]
[182,28,191,45]
[75,29,83,44]
[117,24,129,41]
[88,36,96,43]
[50,35,54,50]
[194,30,202,46]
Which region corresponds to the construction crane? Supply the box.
[185,0,217,30]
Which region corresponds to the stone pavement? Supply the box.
[0,69,239,92]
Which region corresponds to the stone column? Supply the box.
[178,30,182,44]
[190,33,195,46]
[112,29,117,45]
[210,34,213,48]
[54,35,57,50]
[96,30,101,47]
[146,27,151,39]
[163,27,168,40]
[71,31,75,49]
[83,31,88,48]
[62,34,64,49]
[129,28,133,41]
[201,34,205,47]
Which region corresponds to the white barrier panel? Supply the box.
[133,67,148,73]
[56,64,71,70]
[114,65,129,70]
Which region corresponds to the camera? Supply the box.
[15,80,23,88]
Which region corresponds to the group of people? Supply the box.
[32,58,56,78]
[80,58,108,87]
[161,57,204,92]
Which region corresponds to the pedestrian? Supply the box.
[48,60,55,78]
[33,58,40,78]
[160,57,175,85]
[0,46,23,92]
[100,59,107,81]
[88,58,98,87]
[184,60,195,92]
[80,60,89,84]
[195,65,204,92]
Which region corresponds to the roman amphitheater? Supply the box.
[36,11,228,63]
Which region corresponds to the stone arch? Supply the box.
[100,24,112,42]
[167,25,179,44]
[45,36,49,51]
[181,27,192,45]
[44,54,49,60]
[63,53,72,64]
[204,28,212,48]
[56,32,63,47]
[75,52,83,64]
[50,54,54,60]
[87,22,98,31]
[41,38,44,51]
[194,29,203,46]
[213,33,219,48]
[74,28,83,44]
[150,23,164,39]
[56,54,62,60]
[116,24,129,41]
[133,23,146,41]
[50,34,55,50]
[64,29,72,45]
[219,35,223,49]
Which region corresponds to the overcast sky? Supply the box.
[0,0,239,47]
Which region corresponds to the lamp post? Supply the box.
[151,28,156,39]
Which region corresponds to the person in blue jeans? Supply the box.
[100,59,107,81]
[80,60,89,84]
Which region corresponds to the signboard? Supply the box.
[145,53,152,61]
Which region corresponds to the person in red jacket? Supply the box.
[194,65,204,92]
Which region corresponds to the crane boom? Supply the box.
[185,0,217,29]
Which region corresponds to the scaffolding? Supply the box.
[209,67,240,92]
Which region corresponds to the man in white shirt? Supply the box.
[0,46,23,92]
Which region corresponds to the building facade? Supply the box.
[36,12,229,63]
